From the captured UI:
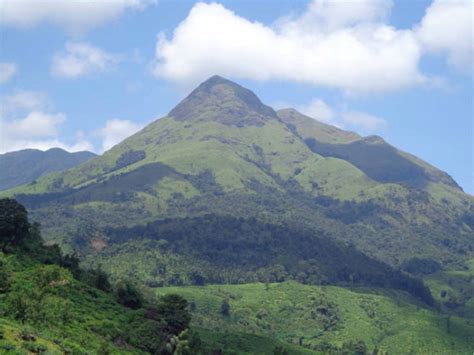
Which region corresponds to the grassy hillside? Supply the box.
[0,199,202,354]
[2,77,471,275]
[156,282,474,354]
[0,254,143,354]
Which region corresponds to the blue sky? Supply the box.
[0,0,472,193]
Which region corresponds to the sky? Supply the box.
[0,0,472,193]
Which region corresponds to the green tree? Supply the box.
[94,267,112,293]
[155,294,191,334]
[0,254,11,292]
[0,198,30,252]
[220,299,230,317]
[116,281,143,309]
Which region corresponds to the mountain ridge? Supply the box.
[2,75,473,285]
[0,148,96,191]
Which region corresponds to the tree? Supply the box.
[0,198,30,252]
[0,254,11,293]
[116,281,143,309]
[220,299,230,317]
[151,294,191,334]
[91,267,112,293]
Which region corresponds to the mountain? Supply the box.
[2,75,473,295]
[2,75,473,353]
[0,148,96,191]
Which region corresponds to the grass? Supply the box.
[0,255,144,354]
[425,258,474,318]
[197,328,318,354]
[0,318,64,354]
[155,281,474,354]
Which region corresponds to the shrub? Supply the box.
[116,281,143,309]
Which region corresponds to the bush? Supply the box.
[116,281,143,309]
[220,299,230,317]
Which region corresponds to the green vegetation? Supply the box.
[0,148,96,192]
[86,214,434,305]
[1,76,473,353]
[3,76,472,274]
[0,199,200,354]
[156,282,474,354]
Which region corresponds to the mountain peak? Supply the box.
[168,75,277,127]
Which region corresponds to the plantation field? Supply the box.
[156,281,474,354]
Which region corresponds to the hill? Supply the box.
[0,198,201,354]
[0,148,96,191]
[2,75,473,313]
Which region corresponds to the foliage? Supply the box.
[401,257,442,275]
[100,214,434,305]
[157,282,474,354]
[116,281,143,309]
[0,199,199,353]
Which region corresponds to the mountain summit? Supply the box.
[169,75,277,126]
[3,76,473,291]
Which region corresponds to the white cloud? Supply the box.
[51,42,117,79]
[0,0,157,34]
[0,91,49,116]
[416,0,473,73]
[297,98,386,132]
[297,99,338,125]
[0,62,17,84]
[96,119,144,152]
[278,0,393,33]
[0,91,94,153]
[152,1,426,93]
[2,111,65,138]
[341,110,386,131]
[153,0,472,92]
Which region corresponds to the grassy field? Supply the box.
[425,258,474,318]
[155,281,474,354]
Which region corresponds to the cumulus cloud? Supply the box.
[51,42,117,79]
[2,111,65,139]
[298,98,386,132]
[297,99,338,126]
[0,63,17,84]
[278,0,393,33]
[96,119,144,152]
[0,0,157,34]
[152,1,426,93]
[0,91,49,116]
[153,0,472,92]
[0,91,93,153]
[416,0,473,73]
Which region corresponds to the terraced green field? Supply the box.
[156,282,474,354]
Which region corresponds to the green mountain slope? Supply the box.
[2,75,473,308]
[157,282,474,354]
[0,198,204,354]
[0,148,96,191]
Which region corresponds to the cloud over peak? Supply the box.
[153,0,472,93]
[96,119,144,152]
[297,98,386,133]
